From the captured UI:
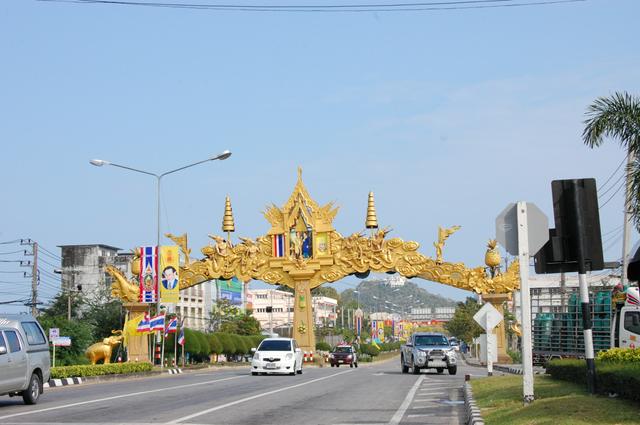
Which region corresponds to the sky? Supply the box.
[1,0,639,314]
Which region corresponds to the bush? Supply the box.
[195,332,210,357]
[51,362,153,379]
[359,343,380,357]
[208,334,223,354]
[596,348,640,362]
[217,333,236,356]
[183,329,201,356]
[507,349,522,363]
[547,359,640,402]
[316,341,331,352]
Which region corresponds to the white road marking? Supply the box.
[407,413,435,418]
[0,375,247,421]
[388,374,424,425]
[413,398,440,402]
[168,370,355,424]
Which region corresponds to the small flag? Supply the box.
[165,317,178,336]
[136,313,150,333]
[272,234,285,257]
[177,328,185,346]
[150,314,165,331]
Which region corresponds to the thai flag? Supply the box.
[177,328,185,346]
[150,314,165,331]
[165,317,178,336]
[272,234,285,257]
[136,313,150,333]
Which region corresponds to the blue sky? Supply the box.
[1,0,639,313]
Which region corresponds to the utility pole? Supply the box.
[621,149,634,286]
[31,242,38,316]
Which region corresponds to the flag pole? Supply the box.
[174,319,179,368]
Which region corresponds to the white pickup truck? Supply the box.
[0,315,51,404]
[401,332,457,375]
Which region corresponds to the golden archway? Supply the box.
[108,169,519,353]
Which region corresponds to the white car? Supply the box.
[251,337,303,376]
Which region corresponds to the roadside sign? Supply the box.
[473,303,503,331]
[496,202,549,256]
[52,337,71,347]
[49,328,59,340]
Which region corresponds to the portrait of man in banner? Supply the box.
[161,266,179,290]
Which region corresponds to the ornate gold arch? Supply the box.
[107,169,519,352]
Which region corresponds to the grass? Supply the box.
[471,375,640,425]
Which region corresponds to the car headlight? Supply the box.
[418,351,427,357]
[286,353,293,360]
[253,352,260,361]
[347,354,352,359]
[329,354,334,359]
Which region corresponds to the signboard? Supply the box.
[52,337,71,347]
[160,245,180,303]
[496,202,549,256]
[473,302,503,331]
[218,277,243,306]
[49,328,59,340]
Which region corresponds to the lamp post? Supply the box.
[90,150,232,319]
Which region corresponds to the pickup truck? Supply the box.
[401,332,457,375]
[0,314,51,404]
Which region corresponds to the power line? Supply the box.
[599,182,626,208]
[598,156,626,193]
[39,245,62,261]
[0,239,21,245]
[0,250,27,256]
[40,0,587,13]
[598,173,626,200]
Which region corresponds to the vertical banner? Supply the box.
[139,246,158,303]
[160,246,180,303]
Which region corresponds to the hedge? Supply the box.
[546,359,640,401]
[51,362,153,379]
[596,348,640,363]
[316,341,331,351]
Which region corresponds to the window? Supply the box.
[0,332,6,352]
[258,340,291,351]
[5,330,22,353]
[414,335,449,346]
[624,311,640,335]
[21,322,46,345]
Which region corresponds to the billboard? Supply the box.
[217,276,243,306]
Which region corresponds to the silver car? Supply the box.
[0,314,51,404]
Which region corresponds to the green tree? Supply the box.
[444,297,484,344]
[208,334,223,355]
[583,92,640,229]
[38,315,94,365]
[183,329,201,357]
[83,287,124,341]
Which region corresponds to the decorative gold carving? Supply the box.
[365,191,379,229]
[106,264,139,303]
[434,225,461,264]
[85,330,123,365]
[166,233,191,265]
[222,196,235,233]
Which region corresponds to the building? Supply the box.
[176,282,213,332]
[312,296,338,327]
[248,289,294,331]
[247,289,338,331]
[58,244,133,302]
[409,307,456,322]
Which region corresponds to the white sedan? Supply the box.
[251,337,303,376]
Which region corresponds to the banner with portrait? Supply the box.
[160,245,180,303]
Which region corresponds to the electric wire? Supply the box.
[0,250,27,256]
[39,245,62,260]
[598,156,627,193]
[40,0,587,13]
[598,173,626,200]
[599,182,626,209]
[602,225,624,237]
[0,239,21,245]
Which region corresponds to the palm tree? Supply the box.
[583,93,640,224]
[583,92,640,283]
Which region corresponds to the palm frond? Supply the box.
[583,91,640,151]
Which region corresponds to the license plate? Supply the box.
[338,360,344,363]
[430,361,446,368]
[265,363,277,369]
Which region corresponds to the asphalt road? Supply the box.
[0,357,482,425]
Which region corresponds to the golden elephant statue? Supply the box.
[85,331,124,365]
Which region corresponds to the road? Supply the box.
[0,357,481,425]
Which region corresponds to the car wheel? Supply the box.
[350,363,353,368]
[331,363,335,367]
[355,362,358,368]
[289,363,296,376]
[448,366,457,375]
[412,361,420,375]
[437,368,444,374]
[22,373,40,405]
[401,356,409,374]
[336,364,339,368]
[297,366,302,374]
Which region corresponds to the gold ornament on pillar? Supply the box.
[485,239,501,277]
[365,191,379,229]
[222,196,235,242]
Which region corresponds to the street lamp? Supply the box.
[353,290,360,310]
[90,150,232,317]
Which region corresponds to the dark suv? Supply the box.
[329,345,358,368]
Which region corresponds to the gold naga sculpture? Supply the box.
[106,168,520,352]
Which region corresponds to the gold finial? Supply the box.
[222,196,235,234]
[297,166,303,181]
[485,239,501,269]
[365,191,379,229]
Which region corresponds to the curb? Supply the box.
[44,377,83,388]
[493,365,545,375]
[167,368,183,374]
[463,382,485,425]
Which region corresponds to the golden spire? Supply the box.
[365,191,379,229]
[222,196,235,236]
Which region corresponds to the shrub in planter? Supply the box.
[316,341,331,352]
[51,362,153,379]
[596,347,640,363]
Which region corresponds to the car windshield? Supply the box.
[414,335,449,346]
[333,346,352,353]
[258,340,291,351]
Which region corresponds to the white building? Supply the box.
[175,282,213,332]
[247,289,338,331]
[409,307,456,322]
